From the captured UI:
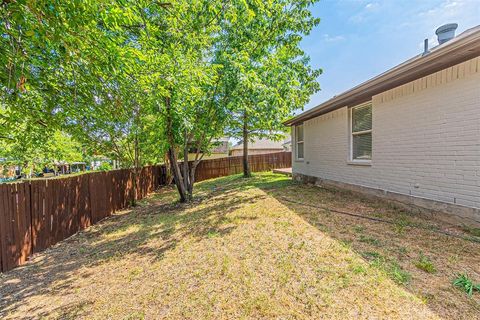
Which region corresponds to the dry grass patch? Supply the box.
[267,178,480,319]
[0,173,478,319]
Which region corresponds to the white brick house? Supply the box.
[285,25,480,225]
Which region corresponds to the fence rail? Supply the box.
[0,152,291,272]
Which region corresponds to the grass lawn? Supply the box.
[1,172,479,319]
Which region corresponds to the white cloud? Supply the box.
[322,34,346,42]
[444,1,459,8]
[414,0,479,47]
[349,2,380,23]
[419,0,477,22]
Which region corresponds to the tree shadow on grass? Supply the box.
[255,173,480,319]
[4,172,477,319]
[0,185,262,318]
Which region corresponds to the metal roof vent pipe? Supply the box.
[422,39,430,56]
[436,23,458,45]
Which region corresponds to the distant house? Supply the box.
[282,140,292,152]
[90,157,119,170]
[188,137,230,160]
[211,137,229,155]
[229,138,285,156]
[54,161,70,174]
[285,24,480,224]
[70,162,87,173]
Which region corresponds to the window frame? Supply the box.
[349,102,372,164]
[295,123,304,161]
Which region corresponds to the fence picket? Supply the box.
[0,152,291,272]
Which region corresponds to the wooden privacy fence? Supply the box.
[194,151,292,182]
[0,152,291,272]
[0,166,163,273]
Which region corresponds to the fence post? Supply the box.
[28,181,33,258]
[88,173,94,225]
[0,185,5,272]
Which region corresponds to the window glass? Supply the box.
[296,124,304,141]
[352,132,372,160]
[352,105,372,133]
[296,124,304,159]
[351,104,372,161]
[297,142,304,159]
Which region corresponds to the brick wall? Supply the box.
[292,56,480,210]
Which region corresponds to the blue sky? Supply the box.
[301,0,480,111]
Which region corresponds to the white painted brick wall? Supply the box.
[292,57,480,209]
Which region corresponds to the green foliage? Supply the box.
[359,235,380,246]
[98,162,113,171]
[1,0,321,199]
[351,264,367,275]
[414,254,436,274]
[46,131,84,164]
[353,225,365,233]
[453,274,480,297]
[221,1,322,164]
[363,251,411,285]
[362,251,381,260]
[377,260,411,285]
[462,225,480,238]
[0,129,85,175]
[393,215,412,234]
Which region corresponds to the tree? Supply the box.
[120,0,234,202]
[45,131,84,164]
[220,0,321,177]
[0,128,85,176]
[0,0,321,202]
[156,0,321,199]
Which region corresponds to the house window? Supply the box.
[295,124,304,160]
[351,103,372,161]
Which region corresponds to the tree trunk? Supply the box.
[131,133,139,206]
[242,110,251,178]
[165,95,189,202]
[183,129,191,201]
[168,147,188,202]
[164,153,174,185]
[188,162,197,197]
[131,104,141,206]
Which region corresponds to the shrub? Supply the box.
[414,254,436,273]
[98,162,112,171]
[453,274,480,297]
